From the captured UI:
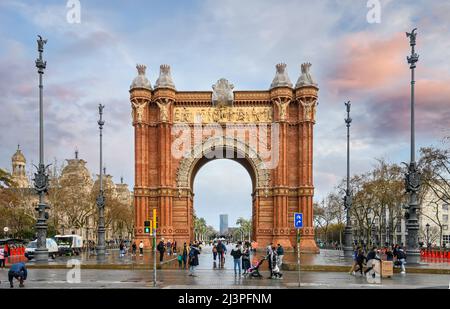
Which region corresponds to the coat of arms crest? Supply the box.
[212,78,234,107]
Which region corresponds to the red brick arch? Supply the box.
[131,75,319,252]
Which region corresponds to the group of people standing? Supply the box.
[156,239,179,262]
[349,244,407,276]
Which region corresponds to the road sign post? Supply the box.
[294,213,303,288]
[152,209,157,287]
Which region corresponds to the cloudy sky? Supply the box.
[0,0,449,229]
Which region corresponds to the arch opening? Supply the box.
[193,159,253,240]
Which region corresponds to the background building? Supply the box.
[1,147,134,242]
[220,214,228,235]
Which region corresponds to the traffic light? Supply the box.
[144,220,150,234]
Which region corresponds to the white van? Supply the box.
[25,238,59,260]
[54,235,83,256]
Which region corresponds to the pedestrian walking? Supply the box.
[177,252,183,268]
[267,245,278,279]
[241,244,250,275]
[173,241,177,255]
[157,239,165,262]
[0,247,5,269]
[188,244,200,277]
[132,242,137,256]
[8,262,27,288]
[364,247,381,275]
[354,248,367,275]
[167,240,172,256]
[276,244,284,268]
[182,242,189,268]
[385,246,394,261]
[216,240,225,268]
[119,241,125,257]
[212,244,218,262]
[139,241,144,256]
[394,246,407,274]
[349,246,360,275]
[230,244,243,276]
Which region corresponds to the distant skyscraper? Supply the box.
[220,214,228,235]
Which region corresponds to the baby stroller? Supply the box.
[245,257,266,278]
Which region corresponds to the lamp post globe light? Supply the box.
[404,28,421,264]
[96,104,106,258]
[343,101,353,257]
[33,35,50,262]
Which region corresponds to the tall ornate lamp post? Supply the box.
[404,28,421,263]
[343,101,353,257]
[96,104,106,258]
[34,35,50,262]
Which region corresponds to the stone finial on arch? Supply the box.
[176,136,270,190]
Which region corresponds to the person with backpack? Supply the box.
[157,239,165,262]
[230,244,243,276]
[216,240,225,268]
[188,244,200,276]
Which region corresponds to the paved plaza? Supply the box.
[1,245,449,289]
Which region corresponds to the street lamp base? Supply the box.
[34,249,49,262]
[405,249,421,264]
[96,246,106,256]
[343,246,354,258]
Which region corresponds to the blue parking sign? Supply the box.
[294,213,303,228]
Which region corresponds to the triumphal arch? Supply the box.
[131,62,319,252]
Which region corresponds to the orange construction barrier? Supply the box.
[11,248,16,256]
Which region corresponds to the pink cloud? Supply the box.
[328,32,406,94]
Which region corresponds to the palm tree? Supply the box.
[236,217,252,242]
[194,216,208,241]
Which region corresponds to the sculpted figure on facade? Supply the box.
[156,100,171,122]
[274,99,290,121]
[132,101,147,123]
[299,99,317,122]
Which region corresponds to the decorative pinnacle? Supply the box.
[160,64,171,74]
[270,62,292,89]
[155,64,176,90]
[276,63,287,73]
[136,64,147,75]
